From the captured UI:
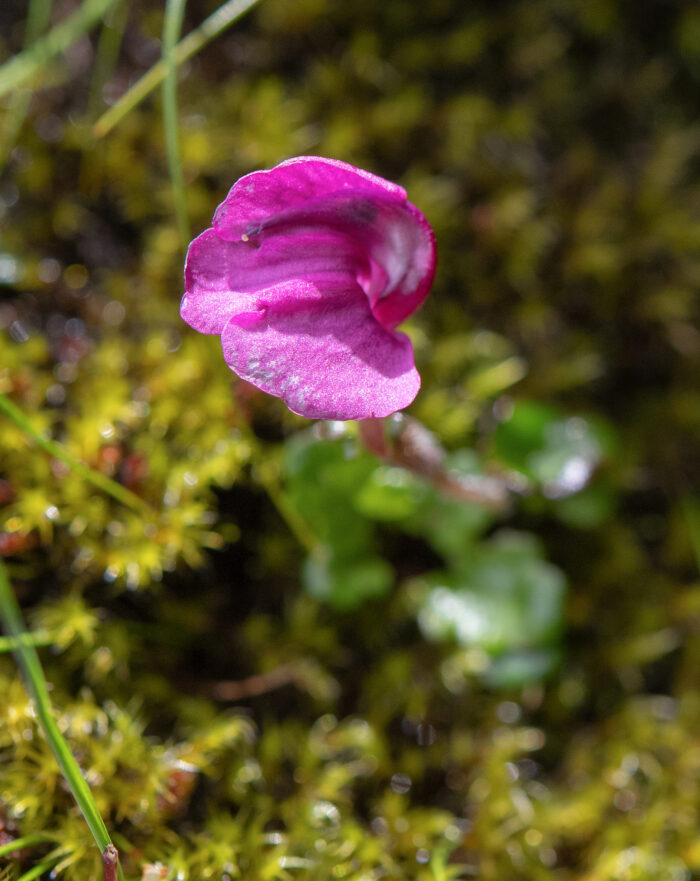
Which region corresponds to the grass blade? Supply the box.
[87,0,130,120]
[93,0,261,137]
[683,496,700,574]
[0,392,154,515]
[0,0,53,171]
[16,855,64,881]
[0,558,121,877]
[0,628,53,652]
[0,0,118,100]
[0,834,53,858]
[162,0,191,252]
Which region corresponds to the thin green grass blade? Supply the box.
[87,0,130,120]
[0,628,53,652]
[0,835,53,858]
[0,0,53,171]
[0,558,121,877]
[93,0,261,137]
[241,432,321,556]
[162,0,191,252]
[683,496,700,574]
[15,856,63,881]
[0,0,118,100]
[0,392,154,515]
[254,458,322,556]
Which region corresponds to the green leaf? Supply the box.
[93,0,262,137]
[408,450,495,560]
[492,400,614,498]
[554,480,617,528]
[303,551,393,611]
[284,433,377,555]
[417,531,566,655]
[354,466,427,522]
[481,647,562,688]
[285,433,393,609]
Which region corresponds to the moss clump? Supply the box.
[1,0,700,878]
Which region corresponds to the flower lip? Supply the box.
[181,156,436,420]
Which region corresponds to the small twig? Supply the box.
[358,414,510,512]
[252,457,322,555]
[432,469,511,509]
[204,662,299,701]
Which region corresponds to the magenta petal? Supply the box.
[181,227,368,334]
[356,197,436,330]
[213,156,407,241]
[227,190,435,331]
[181,229,247,334]
[219,278,420,420]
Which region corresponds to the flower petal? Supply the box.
[181,227,368,334]
[357,197,436,330]
[219,277,420,420]
[213,156,407,241]
[248,191,436,331]
[214,186,435,332]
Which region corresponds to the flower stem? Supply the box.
[0,558,123,880]
[0,392,154,515]
[358,415,511,513]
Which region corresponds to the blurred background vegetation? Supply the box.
[1,0,700,878]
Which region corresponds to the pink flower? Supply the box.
[180,156,436,420]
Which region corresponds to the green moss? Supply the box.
[1,0,700,878]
